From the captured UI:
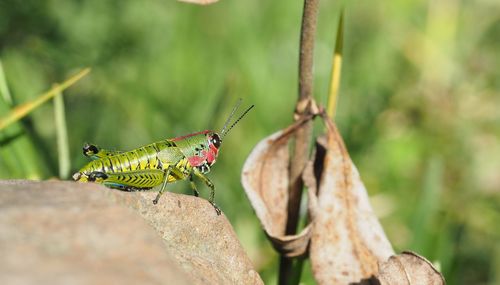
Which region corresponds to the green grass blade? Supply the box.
[0,60,13,106]
[0,68,90,131]
[53,86,70,179]
[411,156,443,253]
[0,61,45,179]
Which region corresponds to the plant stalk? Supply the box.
[279,0,320,284]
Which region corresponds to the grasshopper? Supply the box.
[72,100,254,215]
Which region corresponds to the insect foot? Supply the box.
[211,202,222,216]
[152,196,160,205]
[153,195,221,216]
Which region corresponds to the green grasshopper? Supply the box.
[72,100,254,215]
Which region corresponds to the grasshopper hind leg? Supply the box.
[84,171,153,192]
[106,183,151,192]
[82,143,100,158]
[83,143,123,160]
[87,171,108,182]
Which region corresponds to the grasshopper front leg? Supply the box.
[193,168,221,215]
[188,174,200,197]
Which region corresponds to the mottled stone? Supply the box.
[0,180,262,285]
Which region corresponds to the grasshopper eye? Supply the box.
[211,134,221,148]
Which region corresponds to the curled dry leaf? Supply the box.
[377,251,445,285]
[241,117,312,257]
[308,115,394,284]
[241,104,442,284]
[178,0,218,5]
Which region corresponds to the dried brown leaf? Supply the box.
[309,116,394,284]
[377,251,445,285]
[241,118,312,257]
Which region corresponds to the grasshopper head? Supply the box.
[208,133,222,149]
[201,132,221,167]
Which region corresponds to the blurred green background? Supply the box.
[0,0,499,284]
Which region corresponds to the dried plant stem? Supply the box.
[297,0,320,102]
[279,0,320,284]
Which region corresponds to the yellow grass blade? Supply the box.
[0,68,90,131]
[327,11,344,118]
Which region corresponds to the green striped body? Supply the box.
[74,139,195,189]
[73,100,253,213]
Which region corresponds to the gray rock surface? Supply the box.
[0,180,262,285]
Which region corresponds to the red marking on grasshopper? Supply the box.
[170,130,212,142]
[187,140,219,167]
[206,143,218,164]
[187,155,205,167]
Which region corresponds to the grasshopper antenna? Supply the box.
[220,98,242,136]
[220,103,254,139]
